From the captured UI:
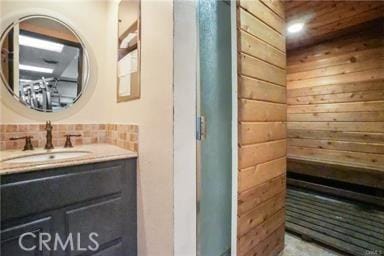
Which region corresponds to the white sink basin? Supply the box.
[2,151,91,164]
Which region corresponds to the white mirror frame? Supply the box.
[0,8,97,121]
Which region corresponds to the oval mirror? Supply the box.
[0,15,89,112]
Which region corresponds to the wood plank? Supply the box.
[287,57,384,82]
[239,140,287,169]
[285,1,308,13]
[287,210,384,249]
[240,99,286,122]
[239,30,286,68]
[288,189,384,222]
[237,0,287,250]
[288,146,384,171]
[288,158,384,188]
[287,196,384,228]
[288,204,383,235]
[259,0,285,19]
[286,215,383,253]
[287,121,384,133]
[238,8,285,51]
[239,0,284,34]
[286,5,384,188]
[238,175,286,214]
[287,192,384,232]
[287,90,384,105]
[239,122,286,145]
[237,209,285,256]
[287,80,384,98]
[239,53,286,86]
[306,2,383,29]
[288,138,384,154]
[287,2,340,24]
[287,68,384,89]
[312,7,384,39]
[287,8,384,50]
[286,222,366,256]
[243,225,285,256]
[239,76,286,103]
[287,101,384,114]
[236,1,286,252]
[287,32,382,66]
[288,112,384,122]
[288,129,384,143]
[238,157,286,193]
[288,47,384,74]
[238,192,285,237]
[287,178,384,207]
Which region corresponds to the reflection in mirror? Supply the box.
[0,16,89,112]
[117,0,140,102]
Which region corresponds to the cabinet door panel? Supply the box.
[91,242,123,256]
[1,217,52,256]
[65,198,123,256]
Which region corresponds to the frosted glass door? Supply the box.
[198,1,232,255]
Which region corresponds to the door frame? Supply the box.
[173,1,198,255]
[230,1,239,254]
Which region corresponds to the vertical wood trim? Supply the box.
[231,1,239,255]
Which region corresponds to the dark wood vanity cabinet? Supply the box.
[0,158,137,256]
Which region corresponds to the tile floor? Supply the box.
[282,233,342,256]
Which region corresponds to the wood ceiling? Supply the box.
[285,1,384,50]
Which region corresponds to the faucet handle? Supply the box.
[10,136,34,151]
[64,134,81,148]
[45,121,53,130]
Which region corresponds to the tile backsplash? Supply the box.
[0,124,138,152]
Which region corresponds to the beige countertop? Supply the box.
[0,144,137,175]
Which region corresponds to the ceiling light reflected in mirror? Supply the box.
[19,64,54,73]
[19,35,64,52]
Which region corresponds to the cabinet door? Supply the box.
[1,216,52,256]
[65,197,123,256]
[1,159,137,256]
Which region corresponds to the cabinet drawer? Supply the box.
[1,162,124,221]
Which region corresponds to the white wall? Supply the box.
[106,1,174,255]
[1,1,175,255]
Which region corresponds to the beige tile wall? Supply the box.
[106,124,139,152]
[0,124,138,152]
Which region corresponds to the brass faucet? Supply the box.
[64,134,82,148]
[10,136,34,151]
[45,121,54,149]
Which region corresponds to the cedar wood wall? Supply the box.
[286,22,384,187]
[237,1,287,255]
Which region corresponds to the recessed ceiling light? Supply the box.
[19,35,64,52]
[19,64,54,74]
[288,22,305,34]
